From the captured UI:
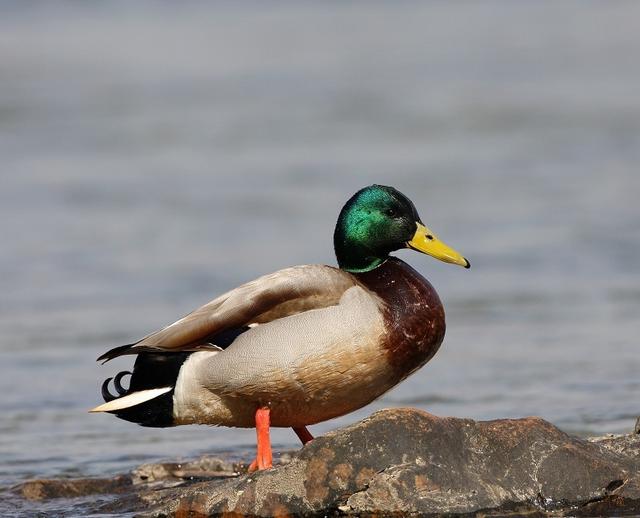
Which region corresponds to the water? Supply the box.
[1,0,639,511]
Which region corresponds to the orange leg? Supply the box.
[293,426,314,445]
[247,407,272,472]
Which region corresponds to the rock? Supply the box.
[131,456,245,484]
[12,409,640,517]
[17,475,132,501]
[590,433,640,464]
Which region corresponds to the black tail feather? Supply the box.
[97,343,137,363]
[97,327,250,427]
[97,343,175,363]
[101,377,116,402]
[99,352,193,427]
[113,371,131,395]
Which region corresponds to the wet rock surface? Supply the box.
[10,408,640,517]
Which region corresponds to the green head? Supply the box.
[333,185,470,273]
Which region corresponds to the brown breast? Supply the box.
[355,257,446,382]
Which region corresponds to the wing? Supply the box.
[98,264,358,362]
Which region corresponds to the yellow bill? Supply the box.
[407,223,470,268]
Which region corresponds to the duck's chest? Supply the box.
[356,258,446,381]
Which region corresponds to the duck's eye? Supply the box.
[384,208,396,217]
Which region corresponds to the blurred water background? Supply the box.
[1,1,639,512]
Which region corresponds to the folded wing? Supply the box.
[98,265,357,362]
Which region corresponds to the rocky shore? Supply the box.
[12,408,640,517]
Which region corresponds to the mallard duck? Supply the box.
[91,184,469,471]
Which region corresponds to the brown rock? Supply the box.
[18,475,132,501]
[12,409,640,517]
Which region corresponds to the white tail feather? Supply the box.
[89,387,172,413]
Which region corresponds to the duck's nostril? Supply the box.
[426,235,434,240]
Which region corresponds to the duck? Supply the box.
[90,184,469,471]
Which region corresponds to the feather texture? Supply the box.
[98,265,357,362]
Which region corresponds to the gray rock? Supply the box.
[17,475,132,501]
[13,408,640,517]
